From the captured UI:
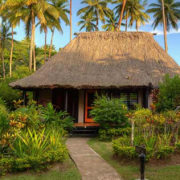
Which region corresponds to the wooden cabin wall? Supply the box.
[34,89,52,106]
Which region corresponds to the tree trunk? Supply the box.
[125,12,128,32]
[96,11,99,31]
[161,0,168,52]
[136,21,140,32]
[49,28,54,58]
[70,0,72,41]
[118,0,127,31]
[131,120,135,146]
[2,48,5,79]
[44,28,47,61]
[10,26,14,77]
[33,14,36,71]
[29,10,35,71]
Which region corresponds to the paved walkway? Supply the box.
[66,138,122,180]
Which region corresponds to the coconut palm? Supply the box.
[113,0,127,31]
[102,13,119,31]
[147,0,180,52]
[77,0,112,31]
[70,0,72,41]
[78,13,97,32]
[0,19,15,79]
[3,8,22,77]
[49,0,69,57]
[128,0,150,31]
[4,0,60,71]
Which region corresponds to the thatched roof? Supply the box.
[10,32,180,90]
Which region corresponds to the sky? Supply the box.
[14,0,180,65]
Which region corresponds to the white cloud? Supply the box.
[150,29,180,35]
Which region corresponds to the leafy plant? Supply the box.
[90,96,129,129]
[156,75,180,112]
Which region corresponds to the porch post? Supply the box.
[65,90,68,111]
[23,90,27,106]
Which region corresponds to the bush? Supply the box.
[155,146,174,159]
[0,149,68,175]
[156,74,180,112]
[98,128,131,141]
[0,99,9,136]
[0,78,22,110]
[90,96,129,129]
[42,103,74,131]
[113,137,136,159]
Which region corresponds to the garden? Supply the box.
[88,75,180,180]
[0,82,79,178]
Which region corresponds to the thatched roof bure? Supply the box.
[10,32,180,89]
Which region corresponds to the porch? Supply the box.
[33,87,152,125]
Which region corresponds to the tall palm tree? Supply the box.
[4,0,59,71]
[3,8,21,77]
[0,19,15,79]
[147,0,180,53]
[102,13,119,31]
[113,0,127,31]
[49,0,69,58]
[70,0,72,41]
[77,0,112,31]
[128,0,150,31]
[78,13,97,32]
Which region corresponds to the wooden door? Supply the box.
[85,90,96,123]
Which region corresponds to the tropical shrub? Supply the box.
[90,96,129,129]
[42,103,74,130]
[0,150,68,175]
[0,78,22,110]
[0,98,9,136]
[156,75,180,112]
[98,127,131,141]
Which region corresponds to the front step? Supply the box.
[70,126,99,137]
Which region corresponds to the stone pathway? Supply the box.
[66,138,122,180]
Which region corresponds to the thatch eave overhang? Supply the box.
[9,32,180,90]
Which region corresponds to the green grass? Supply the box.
[1,158,81,180]
[88,138,180,180]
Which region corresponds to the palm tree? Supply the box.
[0,19,15,79]
[128,0,150,31]
[4,0,60,71]
[77,0,112,31]
[113,0,127,31]
[49,0,69,58]
[147,0,180,52]
[78,13,97,32]
[102,13,119,31]
[70,0,72,41]
[3,8,21,77]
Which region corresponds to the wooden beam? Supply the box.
[65,90,68,111]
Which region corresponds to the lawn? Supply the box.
[1,158,81,180]
[88,138,180,180]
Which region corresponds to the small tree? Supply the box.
[156,74,180,112]
[90,96,129,129]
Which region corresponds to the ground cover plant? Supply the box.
[0,101,74,176]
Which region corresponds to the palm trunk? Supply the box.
[70,0,72,41]
[161,0,168,52]
[29,10,35,71]
[2,48,5,79]
[33,14,36,71]
[49,28,54,58]
[96,11,99,31]
[136,21,139,32]
[118,0,127,31]
[125,12,128,32]
[44,28,47,61]
[10,26,14,77]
